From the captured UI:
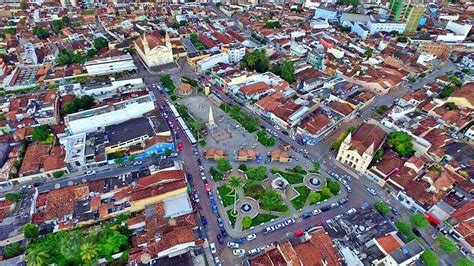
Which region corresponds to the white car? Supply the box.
[367,188,377,196]
[200,172,207,180]
[85,170,96,176]
[133,160,143,166]
[233,249,246,256]
[246,234,257,241]
[346,208,357,215]
[210,243,217,254]
[289,135,296,141]
[312,209,321,216]
[227,242,240,249]
[248,247,262,256]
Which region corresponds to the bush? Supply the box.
[32,125,51,142]
[374,202,391,216]
[421,249,438,266]
[238,164,247,171]
[245,166,267,181]
[216,158,232,173]
[291,186,311,210]
[256,130,276,146]
[260,190,288,212]
[242,216,252,229]
[23,223,40,240]
[309,192,321,205]
[326,179,340,195]
[5,193,23,203]
[440,86,455,98]
[375,105,388,115]
[438,235,458,254]
[411,213,429,229]
[52,170,65,178]
[4,243,22,258]
[456,258,474,266]
[320,187,332,199]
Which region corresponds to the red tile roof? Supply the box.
[301,113,331,135]
[350,123,386,155]
[376,234,403,254]
[212,31,231,45]
[293,229,341,265]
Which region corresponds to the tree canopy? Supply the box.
[271,60,295,83]
[411,213,429,228]
[56,49,86,65]
[23,223,40,240]
[438,235,458,254]
[51,20,64,34]
[33,26,49,39]
[62,95,94,114]
[387,131,415,157]
[240,49,269,73]
[440,86,455,98]
[421,249,439,266]
[32,125,51,142]
[374,201,391,216]
[260,190,287,212]
[339,0,359,5]
[245,166,267,181]
[216,158,232,173]
[93,37,109,51]
[264,21,281,29]
[455,258,474,266]
[242,216,252,229]
[326,179,340,195]
[5,192,23,203]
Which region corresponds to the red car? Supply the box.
[294,230,304,237]
[205,183,212,192]
[177,143,184,151]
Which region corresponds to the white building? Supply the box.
[77,78,144,97]
[227,46,246,63]
[85,54,137,76]
[436,21,472,43]
[196,53,229,73]
[134,34,174,68]
[65,94,156,134]
[367,19,406,35]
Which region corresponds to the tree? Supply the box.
[308,192,321,204]
[242,216,252,229]
[23,223,40,240]
[411,213,429,229]
[446,102,457,110]
[128,155,136,162]
[374,202,391,216]
[321,187,332,199]
[264,21,281,29]
[4,243,22,258]
[61,15,71,26]
[5,192,23,203]
[365,48,373,58]
[80,243,98,264]
[387,131,415,157]
[26,248,48,266]
[340,0,359,5]
[280,60,295,83]
[51,20,64,34]
[440,86,455,98]
[216,158,232,173]
[33,26,49,39]
[32,125,51,142]
[93,37,109,51]
[227,176,243,214]
[245,166,267,181]
[438,235,458,254]
[98,231,128,259]
[375,105,388,115]
[53,170,65,178]
[395,220,415,241]
[115,158,124,165]
[62,95,95,114]
[240,49,269,73]
[260,190,286,212]
[456,258,474,266]
[20,0,27,9]
[327,179,340,195]
[421,249,438,266]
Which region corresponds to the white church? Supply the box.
[134,33,174,69]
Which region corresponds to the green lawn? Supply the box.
[291,186,311,210]
[227,209,237,228]
[217,185,238,207]
[275,171,304,184]
[251,214,278,227]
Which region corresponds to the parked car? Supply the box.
[216,234,224,244]
[285,218,296,226]
[312,209,322,216]
[301,212,312,219]
[133,160,143,166]
[339,198,349,205]
[234,238,246,244]
[233,249,246,257]
[263,226,275,234]
[210,243,217,254]
[367,188,377,196]
[217,217,224,227]
[330,202,339,208]
[246,234,257,241]
[346,208,357,215]
[248,247,262,256]
[220,228,228,238]
[334,214,343,220]
[227,242,240,249]
[85,170,96,176]
[214,257,222,266]
[321,205,331,212]
[193,193,200,203]
[201,216,208,226]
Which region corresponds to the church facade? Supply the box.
[134,33,174,68]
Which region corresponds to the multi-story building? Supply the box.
[336,123,386,173]
[134,34,174,69]
[389,0,424,33]
[64,94,156,134]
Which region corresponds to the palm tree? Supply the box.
[26,248,48,266]
[80,242,98,264]
[227,176,243,214]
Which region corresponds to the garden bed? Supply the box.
[291,186,311,210]
[251,214,278,227]
[243,182,265,200]
[274,171,304,184]
[227,209,237,227]
[217,185,238,207]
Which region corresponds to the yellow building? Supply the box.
[447,82,474,109]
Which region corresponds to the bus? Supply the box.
[168,103,181,118]
[176,117,197,145]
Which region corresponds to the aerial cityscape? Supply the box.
[0,0,472,265]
